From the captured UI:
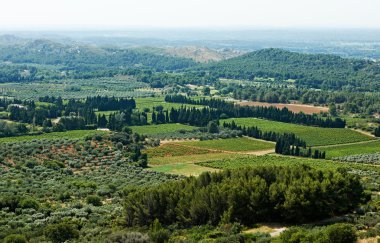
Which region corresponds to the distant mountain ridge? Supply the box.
[0,38,196,71]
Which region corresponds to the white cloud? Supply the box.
[0,0,379,29]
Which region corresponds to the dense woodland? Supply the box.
[125,166,366,226]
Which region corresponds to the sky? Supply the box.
[0,0,379,30]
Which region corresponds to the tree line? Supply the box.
[165,95,346,128]
[124,166,366,227]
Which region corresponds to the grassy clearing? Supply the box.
[149,153,234,165]
[322,140,380,158]
[181,137,274,152]
[130,123,196,135]
[222,118,374,146]
[149,163,219,176]
[0,130,108,143]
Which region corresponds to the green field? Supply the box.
[130,123,196,135]
[149,163,219,176]
[0,130,108,143]
[198,154,377,171]
[149,153,234,165]
[322,140,380,158]
[222,118,374,146]
[182,137,274,152]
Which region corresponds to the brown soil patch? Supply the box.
[238,101,328,115]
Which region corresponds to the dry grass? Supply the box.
[238,101,328,115]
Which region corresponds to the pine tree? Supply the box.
[375,125,380,137]
[152,112,157,124]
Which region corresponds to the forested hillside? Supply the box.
[0,39,196,72]
[201,48,380,91]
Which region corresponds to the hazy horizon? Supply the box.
[1,0,379,30]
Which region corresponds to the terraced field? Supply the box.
[222,118,374,146]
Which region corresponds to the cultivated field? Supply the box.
[181,137,274,152]
[198,154,375,171]
[149,163,219,176]
[222,118,374,146]
[130,123,196,135]
[148,153,235,166]
[321,140,380,158]
[238,101,329,114]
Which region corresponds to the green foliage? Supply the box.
[207,121,219,133]
[149,219,170,243]
[86,195,102,206]
[280,223,357,243]
[106,231,150,243]
[0,130,107,143]
[125,166,365,227]
[44,222,79,243]
[3,234,27,243]
[0,120,28,138]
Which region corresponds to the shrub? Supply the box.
[86,195,102,206]
[44,222,79,243]
[20,198,39,210]
[280,223,357,243]
[3,234,27,243]
[106,231,150,243]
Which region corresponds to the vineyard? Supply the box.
[149,163,219,176]
[222,118,374,146]
[181,137,274,152]
[333,153,380,165]
[198,155,347,170]
[322,140,380,158]
[130,123,196,135]
[146,143,214,158]
[149,152,233,165]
